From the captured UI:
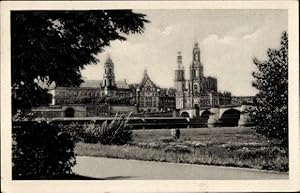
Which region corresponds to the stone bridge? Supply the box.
[179,105,254,127]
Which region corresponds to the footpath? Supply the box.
[73,156,288,180]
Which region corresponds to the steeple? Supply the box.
[105,54,113,64]
[177,51,183,69]
[190,41,203,80]
[174,51,185,93]
[103,55,115,89]
[143,68,148,76]
[193,41,200,63]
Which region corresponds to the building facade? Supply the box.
[136,70,176,112]
[175,42,232,110]
[136,70,160,112]
[49,87,101,105]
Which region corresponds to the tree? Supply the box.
[251,31,288,150]
[11,10,148,112]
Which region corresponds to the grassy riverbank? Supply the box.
[75,127,288,172]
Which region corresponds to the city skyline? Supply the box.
[81,9,287,96]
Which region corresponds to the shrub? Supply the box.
[82,113,133,145]
[164,145,191,154]
[60,122,84,143]
[135,142,161,149]
[12,121,76,179]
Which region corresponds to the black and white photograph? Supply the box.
[1,1,299,192]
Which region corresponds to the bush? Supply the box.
[12,121,76,179]
[60,122,84,143]
[82,113,133,145]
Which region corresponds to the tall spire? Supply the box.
[193,41,200,62]
[143,68,148,76]
[174,51,186,94]
[177,51,183,69]
[105,54,113,64]
[190,41,203,80]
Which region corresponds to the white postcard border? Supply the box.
[1,1,299,192]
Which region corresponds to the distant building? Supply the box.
[29,44,254,118]
[159,88,177,111]
[136,70,160,112]
[32,55,176,117]
[100,56,136,105]
[231,96,255,105]
[49,56,136,106]
[175,42,232,109]
[48,86,101,105]
[136,70,176,112]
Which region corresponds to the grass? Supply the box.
[132,127,259,144]
[75,127,288,172]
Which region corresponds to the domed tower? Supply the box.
[174,51,185,93]
[103,55,116,94]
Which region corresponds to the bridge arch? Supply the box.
[180,111,191,118]
[219,109,241,126]
[200,110,211,123]
[200,110,211,117]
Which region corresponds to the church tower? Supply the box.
[174,52,185,93]
[190,42,204,80]
[103,55,116,95]
[189,41,205,95]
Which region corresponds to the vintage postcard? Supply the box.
[1,1,299,192]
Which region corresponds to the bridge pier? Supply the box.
[238,105,254,127]
[207,108,220,128]
[238,113,251,127]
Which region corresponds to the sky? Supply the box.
[81,9,287,96]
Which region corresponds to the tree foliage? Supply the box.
[251,31,288,149]
[11,10,148,111]
[12,121,76,179]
